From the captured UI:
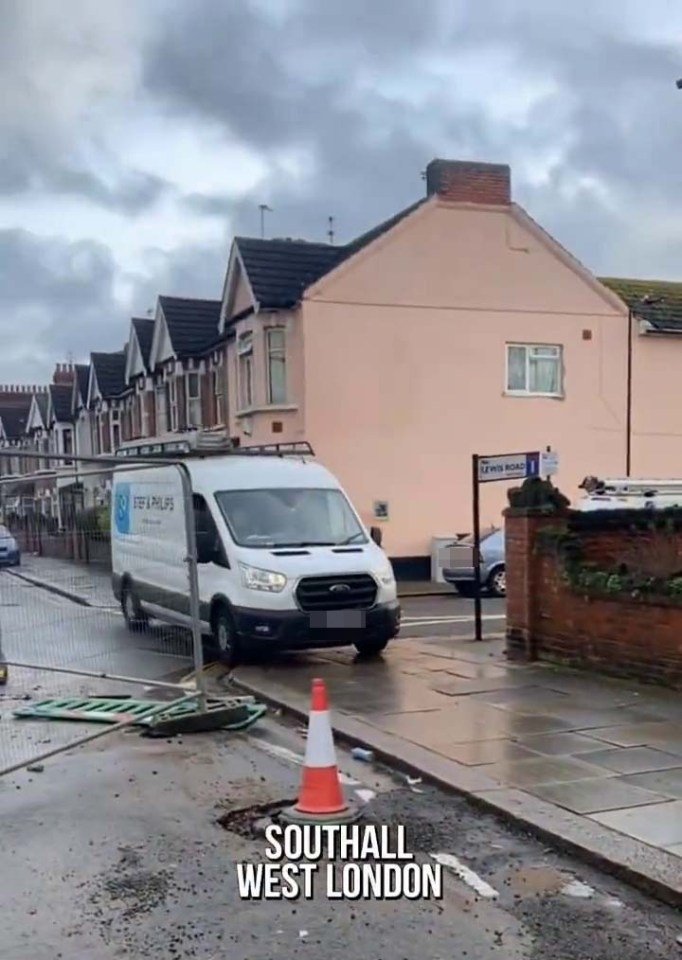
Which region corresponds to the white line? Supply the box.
[402,616,507,628]
[250,737,360,785]
[402,614,506,624]
[429,852,499,899]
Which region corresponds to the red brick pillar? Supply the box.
[505,510,566,662]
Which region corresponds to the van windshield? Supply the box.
[214,487,368,548]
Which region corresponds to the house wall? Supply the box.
[301,201,628,562]
[225,308,306,445]
[630,330,682,476]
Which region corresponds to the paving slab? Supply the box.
[231,635,682,907]
[529,778,669,815]
[591,800,682,849]
[619,768,682,799]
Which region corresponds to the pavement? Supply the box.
[1,571,681,956]
[5,554,682,910]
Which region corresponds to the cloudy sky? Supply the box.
[2,0,682,382]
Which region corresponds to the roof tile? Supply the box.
[600,277,682,332]
[158,296,221,358]
[235,198,426,310]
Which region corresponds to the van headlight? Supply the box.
[374,565,395,587]
[239,562,287,593]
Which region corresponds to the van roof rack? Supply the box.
[580,476,682,496]
[115,438,315,461]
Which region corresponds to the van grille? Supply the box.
[296,574,377,612]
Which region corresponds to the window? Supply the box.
[155,384,168,434]
[266,328,287,404]
[111,409,121,452]
[193,494,226,565]
[169,378,178,431]
[506,344,563,397]
[99,415,110,454]
[212,368,224,425]
[141,392,150,437]
[238,332,254,410]
[63,428,73,466]
[215,487,367,549]
[186,372,202,428]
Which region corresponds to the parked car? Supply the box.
[0,525,20,567]
[442,528,505,598]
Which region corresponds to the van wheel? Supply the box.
[354,635,390,658]
[121,582,148,632]
[211,605,240,668]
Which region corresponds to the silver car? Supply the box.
[442,528,506,598]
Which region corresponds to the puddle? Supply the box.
[506,864,571,896]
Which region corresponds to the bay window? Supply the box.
[238,332,254,410]
[186,372,202,428]
[266,328,287,404]
[212,368,224,425]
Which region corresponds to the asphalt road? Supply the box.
[0,577,680,957]
[400,592,506,638]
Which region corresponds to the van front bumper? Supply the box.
[231,600,401,651]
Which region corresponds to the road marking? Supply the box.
[250,737,360,786]
[402,615,506,627]
[561,880,594,899]
[402,615,505,622]
[429,852,499,899]
[354,788,376,804]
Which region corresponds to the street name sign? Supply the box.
[477,452,540,483]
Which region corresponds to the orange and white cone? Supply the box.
[281,678,360,824]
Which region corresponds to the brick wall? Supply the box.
[506,509,682,689]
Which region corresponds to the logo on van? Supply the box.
[114,483,131,536]
[329,583,351,593]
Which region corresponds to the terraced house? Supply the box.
[6,157,682,577]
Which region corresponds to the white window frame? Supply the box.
[141,391,150,437]
[186,372,202,428]
[212,368,224,425]
[505,343,563,398]
[155,384,167,434]
[169,378,178,431]
[266,327,287,404]
[62,427,73,464]
[238,332,254,410]
[110,409,121,452]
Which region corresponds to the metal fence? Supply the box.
[0,451,207,776]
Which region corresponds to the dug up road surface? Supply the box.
[0,709,680,960]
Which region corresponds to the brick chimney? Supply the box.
[52,362,75,386]
[425,159,511,205]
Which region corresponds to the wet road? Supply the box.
[0,577,680,957]
[400,592,506,639]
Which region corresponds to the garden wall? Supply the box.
[505,492,682,690]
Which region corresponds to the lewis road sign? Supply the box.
[477,451,541,483]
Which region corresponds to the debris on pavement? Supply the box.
[26,763,44,773]
[351,747,375,762]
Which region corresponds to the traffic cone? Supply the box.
[281,678,360,824]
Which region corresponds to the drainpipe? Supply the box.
[626,307,633,477]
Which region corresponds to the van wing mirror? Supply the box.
[370,526,383,547]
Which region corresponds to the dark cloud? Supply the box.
[5,0,682,383]
[0,229,124,376]
[146,0,682,263]
[0,152,169,214]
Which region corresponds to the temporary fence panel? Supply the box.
[0,451,207,776]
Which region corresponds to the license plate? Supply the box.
[309,610,366,629]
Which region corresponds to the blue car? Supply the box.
[0,526,21,567]
[442,528,505,598]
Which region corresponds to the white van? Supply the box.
[111,445,400,665]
